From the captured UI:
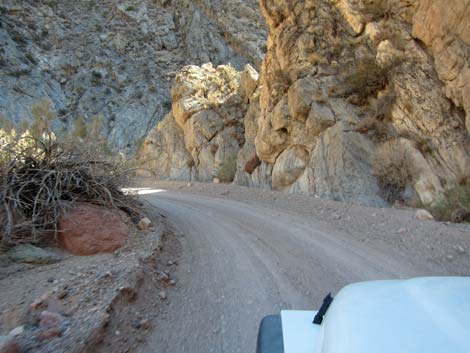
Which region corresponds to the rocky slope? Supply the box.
[140,0,470,208]
[0,0,266,151]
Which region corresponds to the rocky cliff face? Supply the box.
[412,0,470,130]
[140,0,470,207]
[138,63,255,181]
[0,0,266,151]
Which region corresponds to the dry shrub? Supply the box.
[0,102,140,248]
[355,116,395,141]
[345,56,403,105]
[372,140,412,203]
[345,58,389,104]
[216,156,237,183]
[356,89,397,140]
[356,0,398,22]
[430,175,470,223]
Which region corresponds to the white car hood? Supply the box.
[317,277,470,353]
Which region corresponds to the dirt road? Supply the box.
[136,182,470,353]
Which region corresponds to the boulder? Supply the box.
[8,245,62,265]
[415,209,435,222]
[58,203,130,255]
[271,96,291,131]
[137,218,152,231]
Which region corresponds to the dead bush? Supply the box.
[355,89,397,140]
[356,0,398,22]
[431,185,470,223]
[345,58,389,105]
[216,155,237,183]
[0,102,141,248]
[372,140,412,203]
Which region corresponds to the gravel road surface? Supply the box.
[135,181,470,353]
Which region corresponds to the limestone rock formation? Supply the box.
[0,0,266,151]
[140,0,470,208]
[139,64,253,182]
[412,0,470,131]
[238,0,469,206]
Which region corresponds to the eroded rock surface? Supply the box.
[141,0,470,207]
[139,64,253,182]
[412,0,470,131]
[0,0,266,151]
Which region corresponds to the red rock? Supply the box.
[245,155,260,174]
[0,336,21,353]
[58,203,130,255]
[39,311,64,329]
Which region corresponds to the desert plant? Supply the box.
[356,0,398,22]
[345,57,389,104]
[216,155,237,183]
[73,115,88,139]
[0,102,141,248]
[372,140,412,203]
[430,185,470,223]
[345,56,404,105]
[356,88,397,137]
[429,170,470,222]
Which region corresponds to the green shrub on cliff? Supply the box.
[431,183,470,223]
[216,156,237,183]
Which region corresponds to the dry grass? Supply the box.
[0,102,141,248]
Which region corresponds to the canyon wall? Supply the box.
[0,0,266,151]
[141,0,470,207]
